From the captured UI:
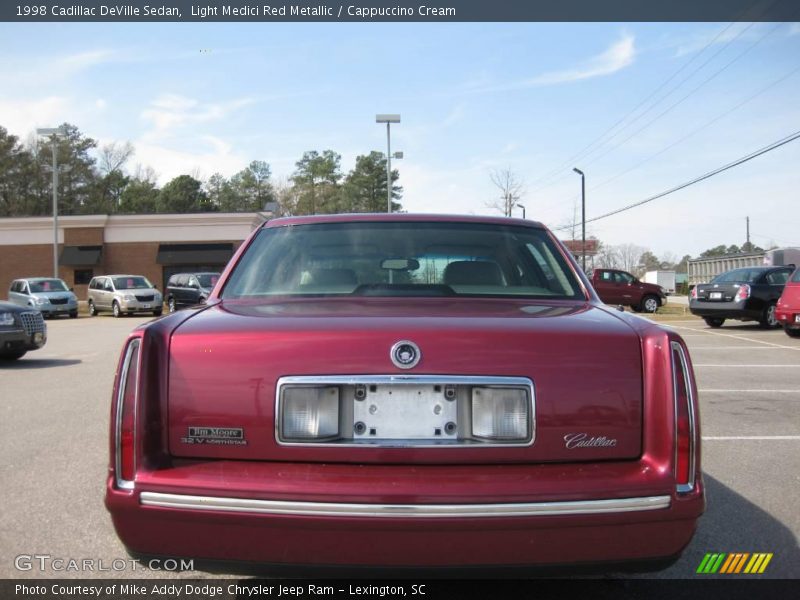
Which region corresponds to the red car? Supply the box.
[105,214,704,572]
[776,267,800,337]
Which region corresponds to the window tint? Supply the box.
[712,269,765,284]
[223,221,584,300]
[766,269,791,285]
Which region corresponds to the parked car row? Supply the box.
[7,272,221,319]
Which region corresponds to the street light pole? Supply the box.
[516,203,526,219]
[573,168,586,272]
[37,127,65,278]
[376,114,400,213]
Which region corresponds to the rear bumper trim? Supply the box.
[140,492,671,518]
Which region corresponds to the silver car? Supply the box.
[8,278,79,319]
[87,275,163,318]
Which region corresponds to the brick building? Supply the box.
[0,212,269,299]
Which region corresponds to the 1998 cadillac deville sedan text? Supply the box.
[105,214,704,571]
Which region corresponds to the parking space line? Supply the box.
[694,364,798,367]
[689,346,791,350]
[703,436,800,440]
[667,324,800,351]
[699,389,800,393]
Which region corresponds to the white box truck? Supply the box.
[644,270,676,295]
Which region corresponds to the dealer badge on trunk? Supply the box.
[391,340,421,369]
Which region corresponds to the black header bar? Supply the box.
[3,0,800,23]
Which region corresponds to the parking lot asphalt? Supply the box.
[0,313,797,580]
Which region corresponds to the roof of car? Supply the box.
[264,213,545,229]
[16,277,66,282]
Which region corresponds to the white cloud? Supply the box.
[0,97,72,139]
[671,22,759,57]
[462,33,636,94]
[95,98,107,110]
[789,23,800,37]
[529,33,636,85]
[133,136,247,184]
[140,93,255,135]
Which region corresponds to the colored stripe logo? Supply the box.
[696,553,773,574]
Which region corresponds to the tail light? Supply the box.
[671,341,697,493]
[115,339,141,489]
[690,287,697,300]
[735,284,751,302]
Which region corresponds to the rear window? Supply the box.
[790,268,800,283]
[711,269,766,284]
[222,221,584,300]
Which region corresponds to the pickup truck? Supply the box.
[591,269,667,313]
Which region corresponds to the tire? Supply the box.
[153,309,163,317]
[640,295,660,313]
[168,297,176,313]
[112,301,121,318]
[88,300,97,316]
[759,302,779,329]
[704,317,725,328]
[69,310,78,319]
[0,350,27,360]
[784,325,800,338]
[631,305,642,313]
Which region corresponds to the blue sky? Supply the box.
[1,21,799,258]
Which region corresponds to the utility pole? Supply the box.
[746,216,751,250]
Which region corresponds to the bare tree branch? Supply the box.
[487,168,524,217]
[99,141,134,175]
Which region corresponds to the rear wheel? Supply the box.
[112,301,121,318]
[704,317,725,328]
[168,297,176,313]
[88,300,97,316]
[784,326,800,338]
[0,350,26,360]
[640,295,660,313]
[759,302,779,328]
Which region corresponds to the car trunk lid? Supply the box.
[166,298,644,464]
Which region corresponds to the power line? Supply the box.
[551,129,800,231]
[530,1,789,197]
[572,21,783,173]
[565,60,800,201]
[528,7,776,194]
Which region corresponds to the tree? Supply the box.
[341,151,402,213]
[119,177,158,214]
[34,123,99,215]
[594,241,620,269]
[487,168,524,217]
[157,175,213,213]
[0,126,38,216]
[228,160,274,212]
[291,150,342,215]
[674,254,691,274]
[637,250,661,276]
[615,244,646,274]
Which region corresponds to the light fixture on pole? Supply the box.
[376,114,400,213]
[516,203,526,219]
[572,168,586,272]
[37,126,67,279]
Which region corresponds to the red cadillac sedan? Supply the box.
[105,214,704,571]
